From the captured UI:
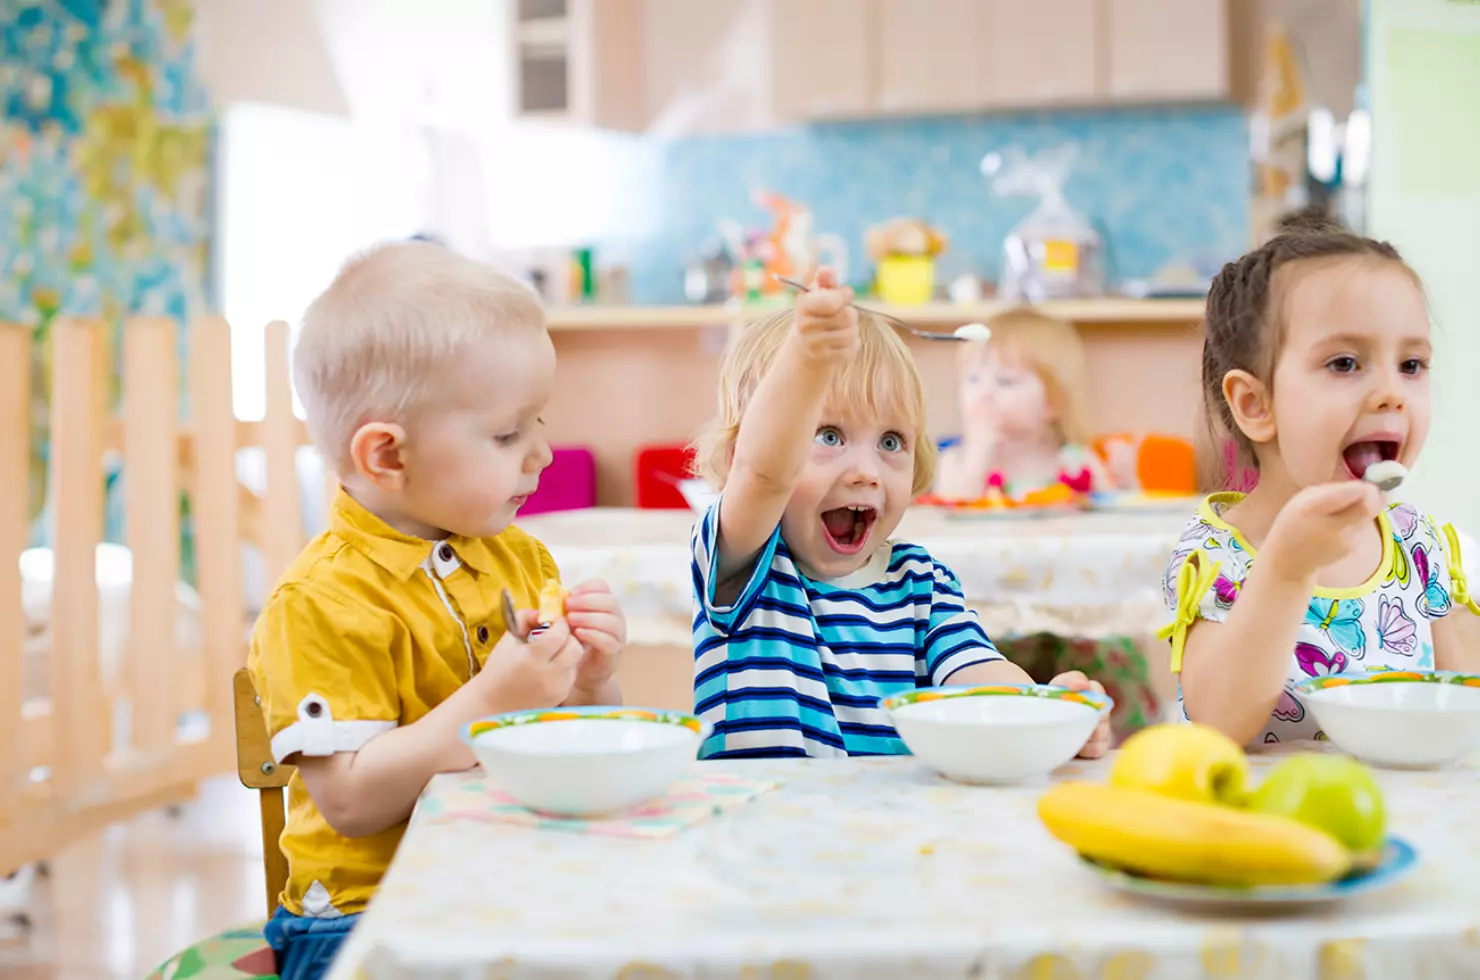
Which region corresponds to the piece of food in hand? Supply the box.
[537,579,568,626]
[1363,459,1407,492]
[1038,781,1352,887]
[1249,753,1386,856]
[1109,723,1250,806]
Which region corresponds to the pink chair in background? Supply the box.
[522,446,597,515]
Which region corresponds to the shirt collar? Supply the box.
[331,491,500,580]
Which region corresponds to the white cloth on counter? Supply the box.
[515,506,1193,643]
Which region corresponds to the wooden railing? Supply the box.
[0,316,320,875]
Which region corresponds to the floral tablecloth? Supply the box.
[329,742,1480,980]
[514,505,1196,643]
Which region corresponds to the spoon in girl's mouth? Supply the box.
[1363,460,1407,492]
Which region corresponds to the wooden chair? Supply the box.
[233,667,293,918]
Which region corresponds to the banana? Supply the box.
[1038,782,1353,887]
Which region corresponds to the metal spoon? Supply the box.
[500,588,526,642]
[1363,460,1407,493]
[775,276,989,343]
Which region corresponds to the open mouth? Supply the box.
[820,505,876,555]
[1341,439,1400,479]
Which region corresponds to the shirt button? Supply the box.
[477,624,490,644]
[306,701,323,718]
[438,544,454,562]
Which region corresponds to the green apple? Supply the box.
[1250,754,1386,854]
[1109,723,1250,805]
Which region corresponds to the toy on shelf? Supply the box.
[932,306,1112,509]
[736,190,848,304]
[865,216,948,305]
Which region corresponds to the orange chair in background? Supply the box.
[1094,433,1197,494]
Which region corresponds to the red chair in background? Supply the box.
[635,443,695,509]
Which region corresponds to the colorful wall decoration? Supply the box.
[0,0,213,544]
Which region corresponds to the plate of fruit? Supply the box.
[1038,725,1419,908]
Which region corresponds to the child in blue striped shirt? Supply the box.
[688,268,1111,760]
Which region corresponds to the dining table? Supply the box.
[514,502,1199,646]
[326,740,1480,980]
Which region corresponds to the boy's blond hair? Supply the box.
[693,309,938,496]
[959,307,1091,446]
[294,241,546,475]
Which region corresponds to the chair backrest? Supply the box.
[233,667,293,918]
[634,444,695,509]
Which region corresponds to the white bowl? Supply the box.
[462,707,710,816]
[881,684,1111,784]
[1298,671,1480,769]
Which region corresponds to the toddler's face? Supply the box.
[400,331,556,538]
[1267,262,1431,488]
[780,407,916,580]
[960,349,1054,441]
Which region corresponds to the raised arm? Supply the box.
[716,267,858,581]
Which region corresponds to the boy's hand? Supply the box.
[564,579,626,695]
[471,613,583,713]
[791,266,859,367]
[1050,670,1111,759]
[1262,481,1383,585]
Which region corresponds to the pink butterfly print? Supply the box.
[1272,687,1305,722]
[1376,594,1418,656]
[1213,574,1241,608]
[1296,642,1348,677]
[1389,503,1421,540]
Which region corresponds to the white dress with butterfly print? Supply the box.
[1160,493,1479,747]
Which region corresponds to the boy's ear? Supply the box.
[350,422,408,492]
[1222,369,1276,445]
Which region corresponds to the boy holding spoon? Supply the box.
[247,241,626,979]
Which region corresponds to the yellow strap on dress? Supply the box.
[1155,551,1221,674]
[1441,523,1480,616]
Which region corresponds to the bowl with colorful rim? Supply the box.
[461,706,712,817]
[1296,670,1480,769]
[881,684,1112,785]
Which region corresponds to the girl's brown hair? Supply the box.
[1200,219,1413,487]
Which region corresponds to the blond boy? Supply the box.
[247,242,625,978]
[689,268,1109,759]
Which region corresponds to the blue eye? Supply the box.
[815,427,843,447]
[880,432,904,453]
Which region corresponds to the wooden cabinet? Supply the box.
[981,0,1099,108]
[1101,0,1232,102]
[508,0,644,129]
[875,0,984,115]
[769,0,875,121]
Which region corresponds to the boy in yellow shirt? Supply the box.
[247,241,626,979]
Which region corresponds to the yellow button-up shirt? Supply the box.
[247,490,557,918]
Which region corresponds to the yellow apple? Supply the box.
[1109,723,1250,805]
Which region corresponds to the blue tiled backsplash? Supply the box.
[593,106,1249,305]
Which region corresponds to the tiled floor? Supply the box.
[1,776,267,980]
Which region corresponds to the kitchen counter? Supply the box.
[544,297,1205,331]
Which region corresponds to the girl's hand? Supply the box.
[1263,481,1383,584]
[564,579,626,696]
[791,266,859,367]
[1049,669,1112,759]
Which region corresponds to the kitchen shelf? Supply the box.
[543,298,1207,332]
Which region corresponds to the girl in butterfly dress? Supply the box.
[1159,223,1480,747]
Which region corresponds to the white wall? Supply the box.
[1367,0,1480,533]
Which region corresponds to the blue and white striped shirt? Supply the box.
[691,500,1004,759]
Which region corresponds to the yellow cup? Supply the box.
[876,255,935,305]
